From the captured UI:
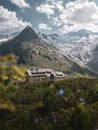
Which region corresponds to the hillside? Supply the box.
[0,26,98,77]
[0,27,69,70]
[39,29,98,74]
[87,45,98,73]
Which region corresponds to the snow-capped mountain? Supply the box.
[39,29,98,67]
[1,28,98,73]
[0,27,98,76]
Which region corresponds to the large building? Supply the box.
[26,68,65,82]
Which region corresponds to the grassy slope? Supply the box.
[0,36,98,77]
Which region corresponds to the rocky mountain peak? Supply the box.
[15,26,39,42]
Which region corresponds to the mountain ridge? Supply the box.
[0,26,98,77]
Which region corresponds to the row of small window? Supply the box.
[56,77,65,80]
[31,78,47,82]
[31,77,48,80]
[31,75,47,78]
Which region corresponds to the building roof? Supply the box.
[55,71,65,77]
[26,69,65,78]
[27,69,53,76]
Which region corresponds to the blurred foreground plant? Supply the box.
[0,54,26,111]
[69,103,90,130]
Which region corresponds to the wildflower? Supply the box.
[34,118,39,124]
[58,89,65,96]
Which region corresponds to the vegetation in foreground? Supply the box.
[0,55,98,130]
[0,79,98,130]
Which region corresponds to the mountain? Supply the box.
[0,31,20,44]
[39,29,98,74]
[14,26,39,42]
[0,34,9,43]
[39,29,98,44]
[0,26,38,43]
[65,29,92,37]
[0,34,8,39]
[9,31,20,38]
[38,32,60,43]
[39,29,98,69]
[0,26,97,77]
[87,45,98,73]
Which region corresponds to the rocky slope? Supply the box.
[39,29,98,73]
[87,45,98,73]
[0,26,98,77]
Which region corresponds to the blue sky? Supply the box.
[0,0,98,35]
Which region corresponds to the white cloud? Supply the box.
[56,1,64,13]
[36,0,64,18]
[52,17,62,27]
[60,0,98,24]
[0,6,31,34]
[39,23,52,30]
[59,23,98,34]
[59,0,98,33]
[59,24,82,34]
[10,0,30,8]
[36,4,55,18]
[36,0,98,33]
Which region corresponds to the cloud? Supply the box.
[36,0,98,33]
[59,24,82,34]
[0,6,31,34]
[56,1,64,13]
[59,23,98,34]
[52,17,62,27]
[36,0,64,18]
[60,0,98,24]
[59,0,98,33]
[36,4,55,18]
[39,23,52,30]
[9,0,30,8]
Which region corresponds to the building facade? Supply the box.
[26,69,65,82]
